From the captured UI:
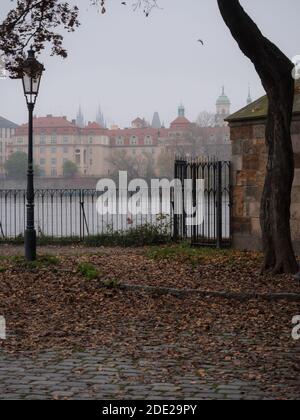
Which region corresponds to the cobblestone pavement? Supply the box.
[0,346,298,400]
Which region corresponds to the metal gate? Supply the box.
[174,157,231,248]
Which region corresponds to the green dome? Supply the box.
[216,87,231,105]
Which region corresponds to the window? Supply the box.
[51,146,57,154]
[40,169,46,177]
[17,137,23,144]
[40,158,46,165]
[116,136,124,146]
[63,136,69,144]
[63,146,69,154]
[51,158,57,165]
[130,136,138,146]
[144,136,152,145]
[51,168,57,177]
[75,154,80,165]
[40,136,46,144]
[51,136,57,144]
[89,137,93,144]
[40,147,45,154]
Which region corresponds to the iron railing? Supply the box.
[0,161,231,247]
[0,189,173,240]
[174,157,231,247]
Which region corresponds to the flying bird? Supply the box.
[198,39,204,45]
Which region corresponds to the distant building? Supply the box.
[161,102,231,161]
[10,115,110,177]
[170,104,192,130]
[215,86,231,127]
[0,115,18,177]
[5,87,236,179]
[131,117,148,129]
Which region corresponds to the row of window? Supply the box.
[39,158,80,166]
[115,136,153,146]
[16,136,110,145]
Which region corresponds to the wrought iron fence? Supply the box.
[174,157,231,247]
[0,189,173,240]
[0,160,231,248]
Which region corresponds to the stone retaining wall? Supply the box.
[230,115,300,253]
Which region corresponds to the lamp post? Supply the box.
[20,48,44,261]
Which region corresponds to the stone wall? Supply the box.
[230,116,300,253]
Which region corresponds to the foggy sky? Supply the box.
[1,0,300,127]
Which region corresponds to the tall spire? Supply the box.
[247,85,252,105]
[96,105,106,128]
[76,105,85,128]
[151,112,162,129]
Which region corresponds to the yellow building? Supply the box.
[0,115,18,177]
[10,116,111,177]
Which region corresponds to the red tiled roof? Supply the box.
[109,127,167,147]
[29,116,75,128]
[170,116,191,128]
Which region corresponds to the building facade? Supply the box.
[4,89,233,180]
[10,116,111,177]
[0,116,18,177]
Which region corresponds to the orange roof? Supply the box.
[20,115,75,129]
[170,116,191,128]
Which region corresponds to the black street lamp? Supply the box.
[20,48,44,261]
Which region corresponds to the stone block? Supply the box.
[232,140,243,155]
[249,202,260,218]
[245,186,261,202]
[232,187,244,217]
[232,216,251,234]
[253,124,265,139]
[243,154,260,170]
[232,155,243,171]
[230,125,254,142]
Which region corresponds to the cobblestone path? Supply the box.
[0,346,299,400]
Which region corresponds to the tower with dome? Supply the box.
[215,86,231,127]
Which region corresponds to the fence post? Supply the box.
[79,189,83,241]
[216,161,223,248]
[173,158,179,240]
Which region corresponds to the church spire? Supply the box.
[76,105,85,128]
[247,85,252,105]
[151,112,162,129]
[96,105,106,128]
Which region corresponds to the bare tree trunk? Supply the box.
[217,0,298,274]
